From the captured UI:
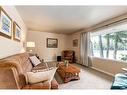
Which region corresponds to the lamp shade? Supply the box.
[27,42,35,47]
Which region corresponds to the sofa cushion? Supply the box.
[46,62,57,68]
[29,56,41,66]
[27,67,57,84]
[32,63,47,71]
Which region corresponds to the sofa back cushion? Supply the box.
[2,53,33,72]
[27,67,57,84]
[29,56,41,66]
[17,53,33,73]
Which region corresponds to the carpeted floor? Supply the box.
[55,64,113,89]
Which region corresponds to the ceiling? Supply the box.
[16,6,127,34]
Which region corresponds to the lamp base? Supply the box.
[27,49,33,54]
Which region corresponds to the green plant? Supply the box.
[64,60,69,66]
[120,54,127,61]
[111,31,127,59]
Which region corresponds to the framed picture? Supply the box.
[13,21,21,41]
[0,7,12,39]
[47,38,58,48]
[73,39,78,47]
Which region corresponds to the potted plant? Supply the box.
[64,60,69,67]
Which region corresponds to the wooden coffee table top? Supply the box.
[58,63,80,73]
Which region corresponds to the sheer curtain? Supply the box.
[80,32,91,67]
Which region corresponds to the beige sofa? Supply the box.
[0,52,59,89]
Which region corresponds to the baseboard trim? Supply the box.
[91,67,115,77]
[76,63,114,77]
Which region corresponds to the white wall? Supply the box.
[67,32,81,63]
[27,31,69,62]
[0,6,27,59]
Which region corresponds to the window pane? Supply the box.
[91,35,100,57]
[90,24,127,62]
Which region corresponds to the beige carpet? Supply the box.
[55,64,113,89]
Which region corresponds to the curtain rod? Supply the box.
[88,17,127,32]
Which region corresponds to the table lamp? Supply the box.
[26,42,35,53]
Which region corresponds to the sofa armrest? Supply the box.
[0,67,20,89]
[22,81,50,89]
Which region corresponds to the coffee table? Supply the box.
[57,63,80,83]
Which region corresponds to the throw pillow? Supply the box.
[27,67,57,84]
[29,56,41,66]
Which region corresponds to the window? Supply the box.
[90,23,127,62]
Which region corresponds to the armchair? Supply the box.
[62,50,75,63]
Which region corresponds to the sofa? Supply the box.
[0,52,59,89]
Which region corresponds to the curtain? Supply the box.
[80,32,91,67]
